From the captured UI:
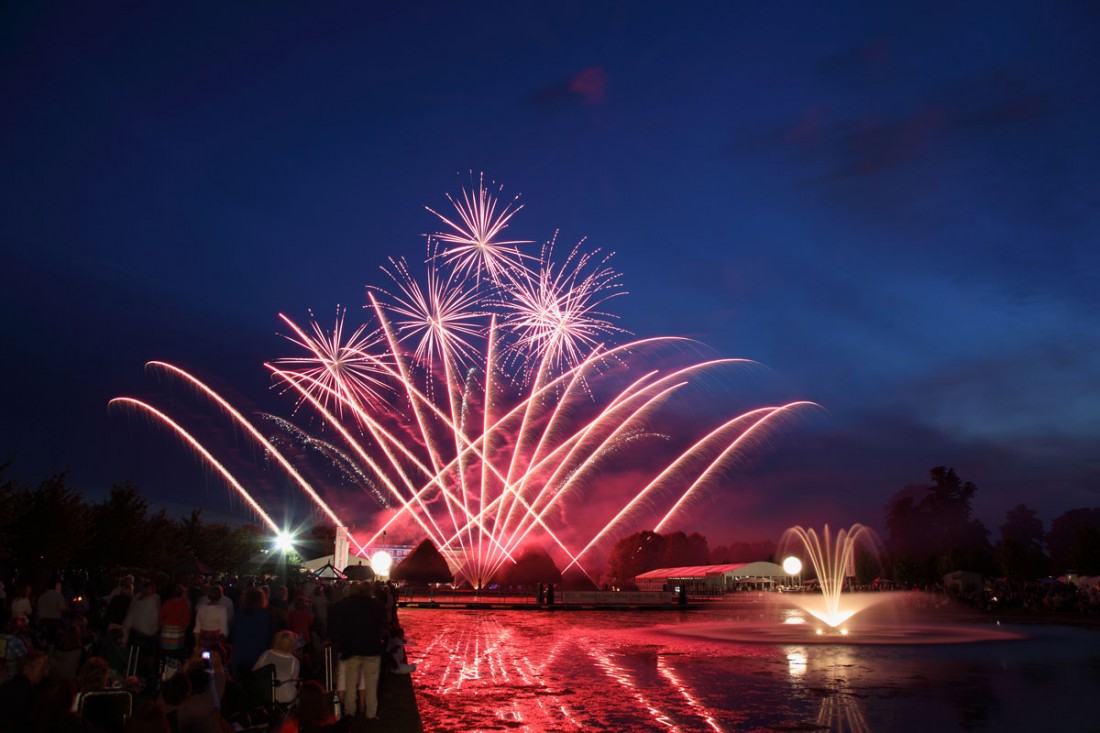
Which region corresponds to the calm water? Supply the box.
[400,596,1100,732]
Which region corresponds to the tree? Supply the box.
[996,504,1048,580]
[660,531,710,567]
[87,481,151,572]
[1048,508,1100,575]
[884,467,993,583]
[711,540,776,564]
[607,531,666,588]
[0,462,29,564]
[175,508,262,575]
[12,472,90,579]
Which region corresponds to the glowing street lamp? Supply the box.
[782,556,803,576]
[273,530,297,586]
[275,531,296,553]
[371,550,394,579]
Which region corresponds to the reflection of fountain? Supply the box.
[780,524,880,630]
[817,693,871,733]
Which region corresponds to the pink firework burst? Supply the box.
[273,307,390,418]
[502,237,628,377]
[426,173,533,284]
[374,256,487,370]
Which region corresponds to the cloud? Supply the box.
[527,66,609,114]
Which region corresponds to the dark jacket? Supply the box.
[329,594,386,658]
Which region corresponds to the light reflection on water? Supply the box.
[400,602,1098,732]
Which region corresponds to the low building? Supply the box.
[635,562,792,596]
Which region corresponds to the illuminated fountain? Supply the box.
[111,177,814,585]
[779,523,882,633]
[668,522,1027,645]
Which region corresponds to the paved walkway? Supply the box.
[341,670,423,732]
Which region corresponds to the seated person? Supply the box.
[276,680,348,732]
[253,630,300,705]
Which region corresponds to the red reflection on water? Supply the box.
[658,657,723,733]
[402,604,1098,733]
[588,646,678,729]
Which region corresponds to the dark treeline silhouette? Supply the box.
[3,461,1098,599]
[883,466,1100,585]
[0,463,333,586]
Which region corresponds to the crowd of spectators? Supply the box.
[976,577,1100,615]
[0,570,412,732]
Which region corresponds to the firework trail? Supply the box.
[112,178,814,584]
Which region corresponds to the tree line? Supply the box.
[605,467,1100,588]
[0,464,290,586]
[883,466,1099,584]
[2,462,1098,589]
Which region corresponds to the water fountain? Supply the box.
[666,523,1027,645]
[779,523,883,632]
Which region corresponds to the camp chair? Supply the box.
[78,689,132,732]
[243,663,298,717]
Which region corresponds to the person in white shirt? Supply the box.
[252,630,300,704]
[194,586,229,644]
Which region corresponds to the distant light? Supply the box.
[275,531,295,553]
[840,628,849,636]
[782,556,803,576]
[371,550,393,576]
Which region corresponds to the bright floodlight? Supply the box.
[275,531,295,553]
[371,550,394,576]
[782,556,802,576]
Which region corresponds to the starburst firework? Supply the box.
[111,180,814,585]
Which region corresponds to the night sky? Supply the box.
[2,3,1098,545]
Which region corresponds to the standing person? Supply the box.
[269,586,290,630]
[328,582,387,720]
[123,580,161,684]
[286,596,313,646]
[0,619,29,681]
[311,585,329,640]
[36,582,67,644]
[105,581,133,639]
[214,583,235,631]
[158,585,191,662]
[9,584,33,624]
[194,587,229,647]
[230,587,273,679]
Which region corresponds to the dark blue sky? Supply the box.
[2,2,1098,543]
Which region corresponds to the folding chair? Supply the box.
[79,690,132,733]
[125,644,140,679]
[324,644,342,718]
[243,663,297,718]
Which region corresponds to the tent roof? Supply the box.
[635,561,787,580]
[312,563,346,580]
[636,563,747,580]
[301,554,335,572]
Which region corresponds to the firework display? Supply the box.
[113,178,811,585]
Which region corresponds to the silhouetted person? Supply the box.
[0,650,49,732]
[329,581,387,719]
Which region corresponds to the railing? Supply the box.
[398,587,677,606]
